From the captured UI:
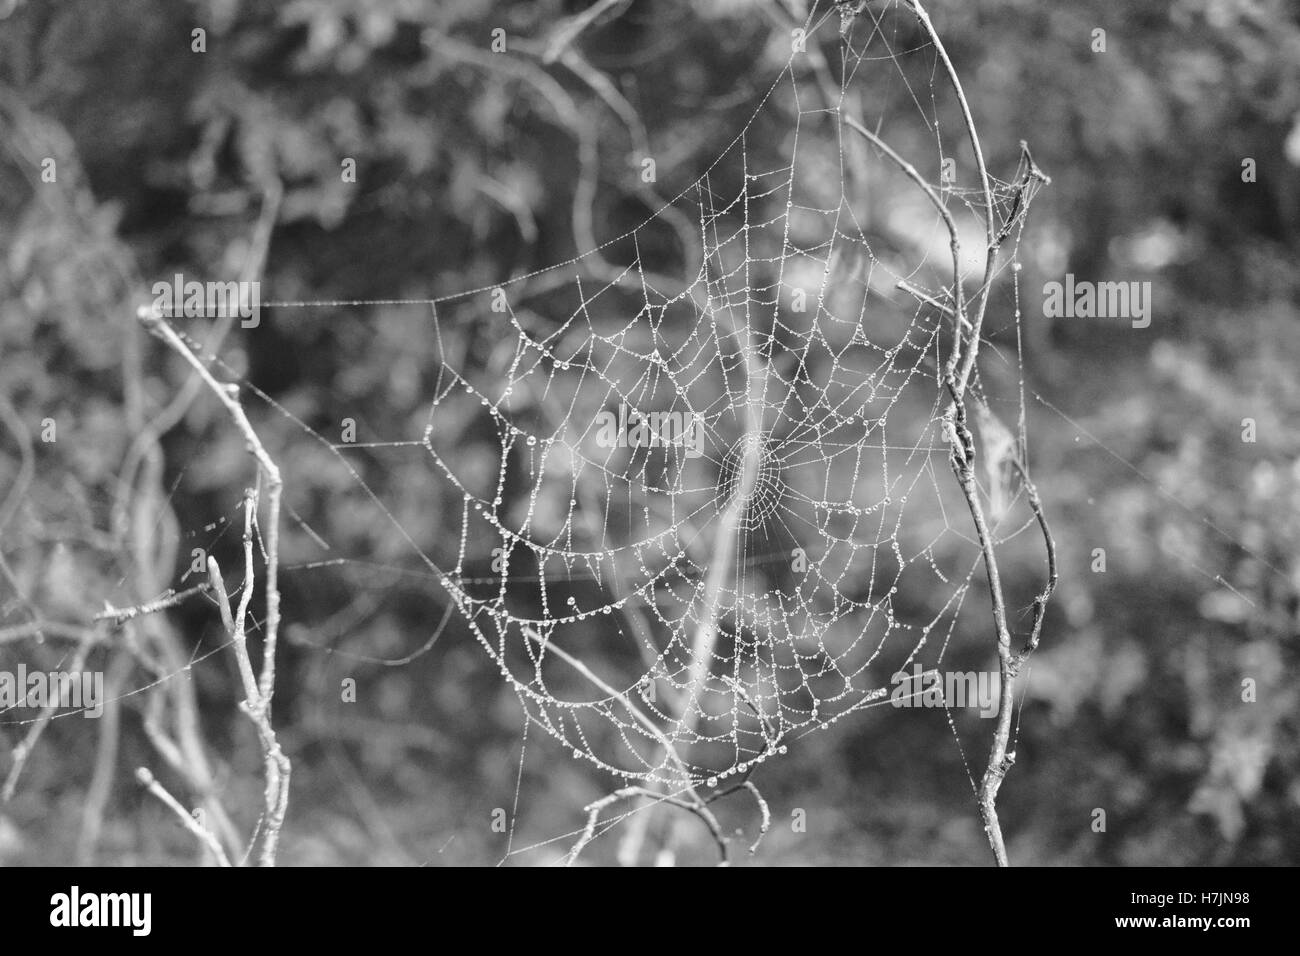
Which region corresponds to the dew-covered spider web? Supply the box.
[157,1,1050,857]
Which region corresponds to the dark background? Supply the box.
[1,0,1298,865]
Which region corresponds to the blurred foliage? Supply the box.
[0,0,1297,864]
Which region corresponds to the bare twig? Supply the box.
[542,0,630,64]
[901,0,996,395]
[0,391,34,535]
[520,626,740,865]
[897,279,972,331]
[994,141,1050,248]
[77,649,132,864]
[1,631,94,801]
[208,503,292,867]
[894,0,1056,867]
[137,309,290,865]
[135,767,232,867]
[841,0,1055,867]
[945,411,1016,865]
[94,583,212,625]
[1009,460,1058,665]
[111,182,281,569]
[135,311,284,707]
[740,781,770,855]
[702,776,772,855]
[0,620,97,644]
[620,302,771,866]
[844,115,966,340]
[521,627,697,785]
[568,786,727,866]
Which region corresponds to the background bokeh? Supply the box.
[1,0,1298,865]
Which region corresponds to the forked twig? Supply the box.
[136,309,291,866]
[846,0,1055,866]
[136,309,283,706]
[542,0,630,64]
[568,786,728,866]
[844,114,966,344]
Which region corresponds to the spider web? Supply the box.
[154,1,1048,856]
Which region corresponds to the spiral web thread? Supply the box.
[148,2,1047,858]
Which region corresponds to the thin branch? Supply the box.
[994,141,1050,248]
[213,497,291,867]
[135,767,232,867]
[130,623,244,860]
[568,786,727,866]
[704,777,772,856]
[1009,459,1058,665]
[137,310,290,865]
[1,632,94,801]
[94,583,212,625]
[844,115,966,345]
[0,620,97,644]
[77,649,132,864]
[1,583,209,650]
[948,422,1015,866]
[542,0,630,64]
[111,181,281,553]
[209,527,260,708]
[897,279,972,331]
[0,391,34,535]
[521,627,697,786]
[902,0,996,395]
[134,310,283,707]
[740,781,770,855]
[844,0,1055,867]
[520,625,738,866]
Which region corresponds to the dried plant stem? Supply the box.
[569,786,727,866]
[138,309,291,866]
[902,0,996,394]
[845,0,1057,866]
[844,114,966,337]
[136,310,283,704]
[206,498,291,867]
[135,767,232,867]
[1,632,94,801]
[519,627,728,865]
[94,583,212,625]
